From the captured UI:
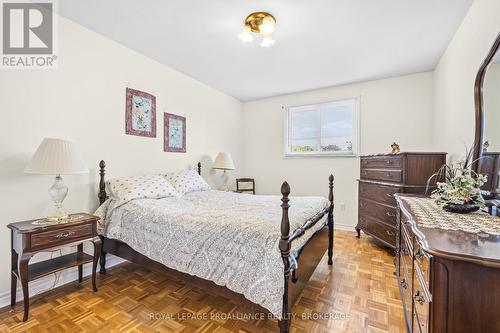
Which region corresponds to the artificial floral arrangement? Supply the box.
[427,147,487,214]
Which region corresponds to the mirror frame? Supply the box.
[473,32,500,172]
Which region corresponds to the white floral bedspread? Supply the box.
[95,190,329,318]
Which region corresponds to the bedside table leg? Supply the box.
[92,238,101,292]
[10,249,18,307]
[19,253,33,322]
[11,272,17,307]
[77,244,83,283]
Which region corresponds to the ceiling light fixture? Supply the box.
[238,12,276,47]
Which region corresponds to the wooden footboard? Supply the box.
[278,176,334,333]
[96,161,334,333]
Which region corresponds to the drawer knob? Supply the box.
[400,278,408,289]
[55,231,75,238]
[386,160,393,165]
[386,230,395,236]
[386,173,392,177]
[386,211,395,217]
[414,290,425,305]
[415,248,427,260]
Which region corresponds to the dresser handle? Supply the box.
[386,173,392,177]
[55,231,75,238]
[386,230,395,236]
[400,279,408,289]
[402,247,409,255]
[386,211,395,217]
[415,248,427,260]
[414,290,425,305]
[386,193,395,198]
[386,160,393,165]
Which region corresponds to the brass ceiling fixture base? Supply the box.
[244,12,276,33]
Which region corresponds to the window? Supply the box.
[284,98,359,157]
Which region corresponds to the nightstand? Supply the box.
[7,213,101,321]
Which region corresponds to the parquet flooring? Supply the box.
[0,231,405,332]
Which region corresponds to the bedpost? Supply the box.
[327,174,334,265]
[98,160,107,274]
[98,160,107,205]
[197,162,201,175]
[278,181,291,333]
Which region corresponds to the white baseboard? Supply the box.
[0,254,124,309]
[334,223,356,232]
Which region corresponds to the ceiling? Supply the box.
[57,0,473,101]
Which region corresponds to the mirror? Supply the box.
[483,49,500,153]
[474,33,500,200]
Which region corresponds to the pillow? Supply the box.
[106,175,179,206]
[164,168,211,195]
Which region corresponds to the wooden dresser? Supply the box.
[395,195,500,333]
[356,153,446,248]
[478,152,500,199]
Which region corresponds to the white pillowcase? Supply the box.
[106,175,179,206]
[164,168,211,195]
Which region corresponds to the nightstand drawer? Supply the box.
[31,224,93,248]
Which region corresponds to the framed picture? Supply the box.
[125,88,156,137]
[164,113,186,153]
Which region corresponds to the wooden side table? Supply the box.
[7,213,101,321]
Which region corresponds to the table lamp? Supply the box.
[212,152,235,191]
[25,138,89,222]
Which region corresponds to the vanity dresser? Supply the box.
[395,194,500,333]
[356,152,446,248]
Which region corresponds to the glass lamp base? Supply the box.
[45,175,69,223]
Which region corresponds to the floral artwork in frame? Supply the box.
[164,113,186,153]
[125,88,156,137]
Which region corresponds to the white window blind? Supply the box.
[284,98,359,157]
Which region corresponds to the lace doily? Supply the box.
[401,197,500,236]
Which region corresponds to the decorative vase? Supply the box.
[443,204,480,214]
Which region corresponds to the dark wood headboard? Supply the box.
[97,160,202,206]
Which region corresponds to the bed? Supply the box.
[95,161,334,333]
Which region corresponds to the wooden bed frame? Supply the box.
[97,160,334,333]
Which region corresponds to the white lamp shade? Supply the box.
[25,138,89,175]
[212,152,235,170]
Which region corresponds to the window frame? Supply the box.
[283,97,360,158]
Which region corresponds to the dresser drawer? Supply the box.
[413,264,431,333]
[31,224,93,248]
[399,248,413,324]
[359,182,400,206]
[359,199,397,225]
[361,156,402,169]
[359,214,396,246]
[360,169,402,183]
[414,245,431,294]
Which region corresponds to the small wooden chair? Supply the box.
[236,178,255,194]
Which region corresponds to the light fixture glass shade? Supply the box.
[259,17,275,35]
[25,138,89,175]
[260,36,275,47]
[238,26,253,43]
[212,152,235,170]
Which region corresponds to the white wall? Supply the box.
[242,72,435,230]
[0,15,243,305]
[432,0,500,159]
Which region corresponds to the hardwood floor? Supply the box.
[0,231,405,332]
